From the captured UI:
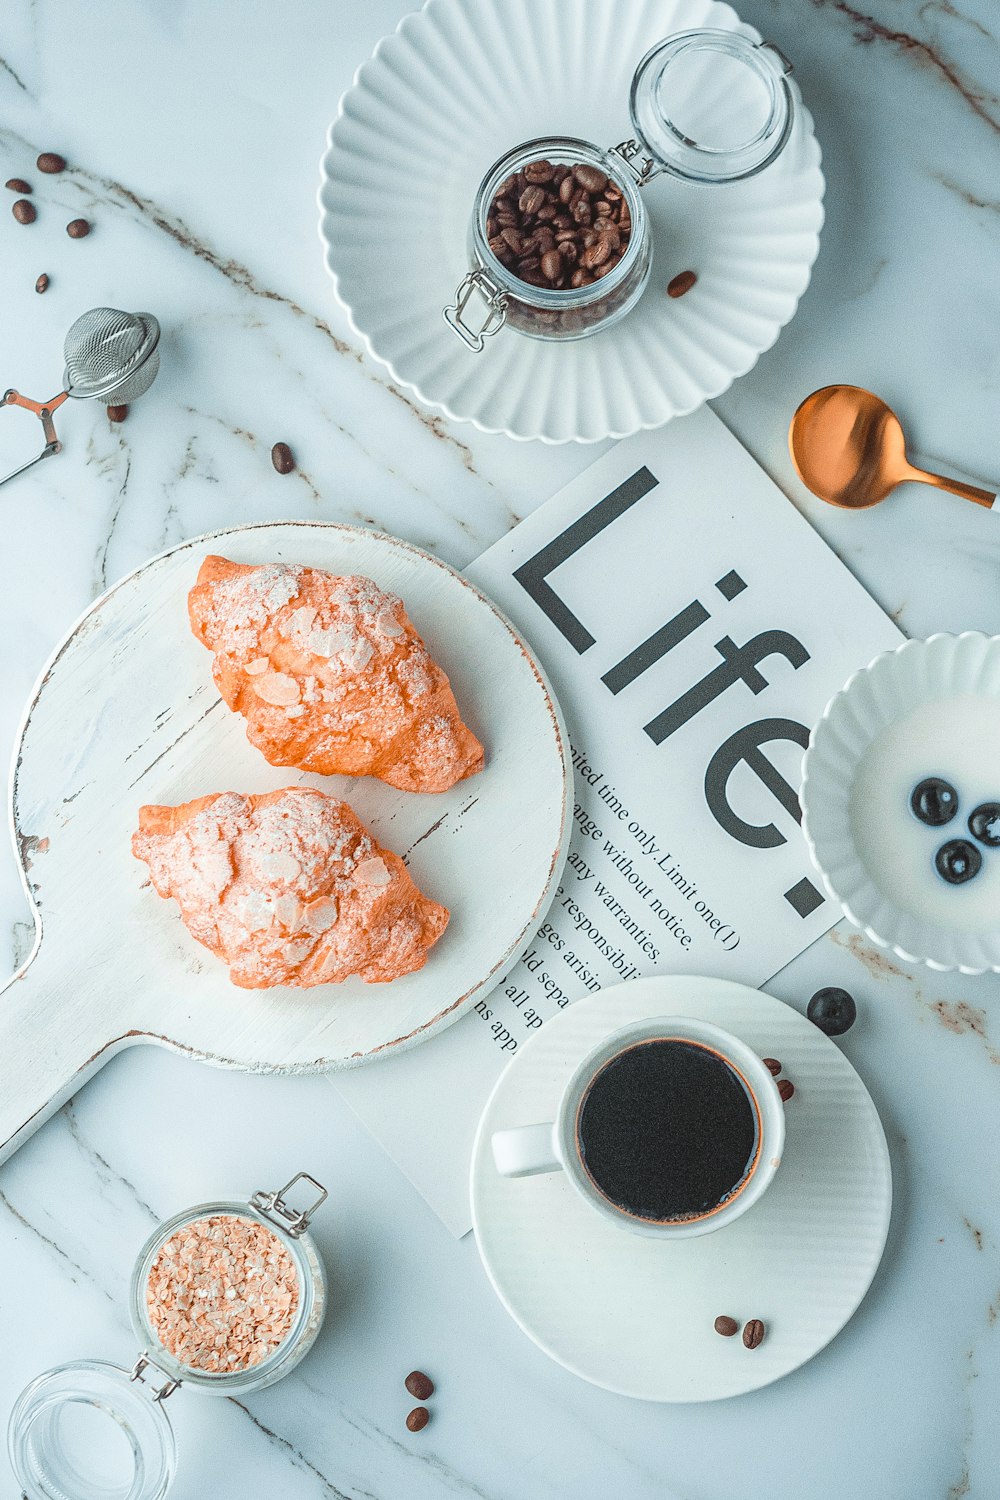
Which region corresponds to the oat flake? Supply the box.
[146,1214,299,1373]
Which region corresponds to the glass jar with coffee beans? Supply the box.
[445,29,795,349]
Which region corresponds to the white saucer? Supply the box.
[470,977,891,1402]
[319,0,824,443]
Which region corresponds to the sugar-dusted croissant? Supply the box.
[188,556,484,793]
[133,787,448,987]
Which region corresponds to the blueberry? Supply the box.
[910,777,958,827]
[968,802,1000,848]
[806,987,857,1036]
[935,838,982,885]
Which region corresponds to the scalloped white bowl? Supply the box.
[318,0,825,443]
[801,633,1000,975]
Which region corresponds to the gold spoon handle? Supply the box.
[909,463,996,510]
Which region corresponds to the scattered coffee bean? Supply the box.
[742,1319,766,1349]
[762,1058,782,1076]
[12,199,36,225]
[271,441,295,475]
[714,1315,739,1337]
[404,1370,434,1401]
[807,987,857,1036]
[667,269,698,298]
[5,178,31,194]
[37,152,66,174]
[66,217,90,238]
[405,1406,430,1433]
[777,1079,795,1102]
[107,404,129,423]
[35,272,49,294]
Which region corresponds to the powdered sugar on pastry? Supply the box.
[188,556,484,793]
[132,787,449,987]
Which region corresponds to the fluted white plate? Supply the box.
[318,0,825,443]
[471,977,891,1402]
[802,633,1000,975]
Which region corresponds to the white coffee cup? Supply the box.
[491,1016,785,1239]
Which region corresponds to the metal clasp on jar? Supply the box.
[443,268,508,351]
[610,140,662,187]
[130,1353,181,1402]
[250,1172,328,1238]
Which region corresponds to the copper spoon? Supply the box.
[789,385,996,511]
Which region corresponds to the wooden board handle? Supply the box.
[0,942,121,1165]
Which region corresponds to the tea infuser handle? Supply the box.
[1,388,68,488]
[491,1122,560,1178]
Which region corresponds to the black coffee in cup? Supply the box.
[577,1038,759,1222]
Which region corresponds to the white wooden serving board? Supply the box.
[1,522,571,1163]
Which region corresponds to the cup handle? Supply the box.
[491,1122,560,1178]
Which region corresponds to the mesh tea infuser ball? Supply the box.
[1,307,161,486]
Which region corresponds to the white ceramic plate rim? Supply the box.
[7,520,575,1071]
[316,0,825,444]
[801,631,1000,976]
[470,975,892,1401]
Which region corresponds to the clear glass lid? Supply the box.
[8,1359,177,1500]
[628,29,793,183]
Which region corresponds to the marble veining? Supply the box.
[1,1,999,1496]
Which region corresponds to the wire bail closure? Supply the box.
[250,1173,328,1238]
[443,269,508,351]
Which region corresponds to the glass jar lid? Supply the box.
[627,29,793,183]
[8,1359,177,1500]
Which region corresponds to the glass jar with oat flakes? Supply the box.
[444,28,794,348]
[8,1173,327,1500]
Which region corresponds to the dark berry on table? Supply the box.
[5,177,31,193]
[714,1315,739,1337]
[807,987,857,1037]
[405,1370,434,1400]
[935,838,982,885]
[271,441,295,474]
[910,777,958,827]
[66,217,90,238]
[406,1406,430,1432]
[37,152,67,174]
[12,199,36,224]
[35,272,49,294]
[762,1057,782,1075]
[777,1079,795,1102]
[968,802,1000,848]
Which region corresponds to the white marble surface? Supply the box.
[1,2,999,1496]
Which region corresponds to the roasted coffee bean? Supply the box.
[271,441,295,474]
[12,199,36,224]
[541,249,563,281]
[714,1315,739,1337]
[66,217,90,238]
[667,269,698,298]
[485,155,635,333]
[107,404,129,423]
[777,1078,795,1102]
[404,1370,434,1400]
[742,1319,766,1349]
[406,1407,430,1433]
[580,239,611,270]
[762,1058,782,1076]
[6,178,31,193]
[34,272,49,294]
[573,163,608,193]
[37,151,66,174]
